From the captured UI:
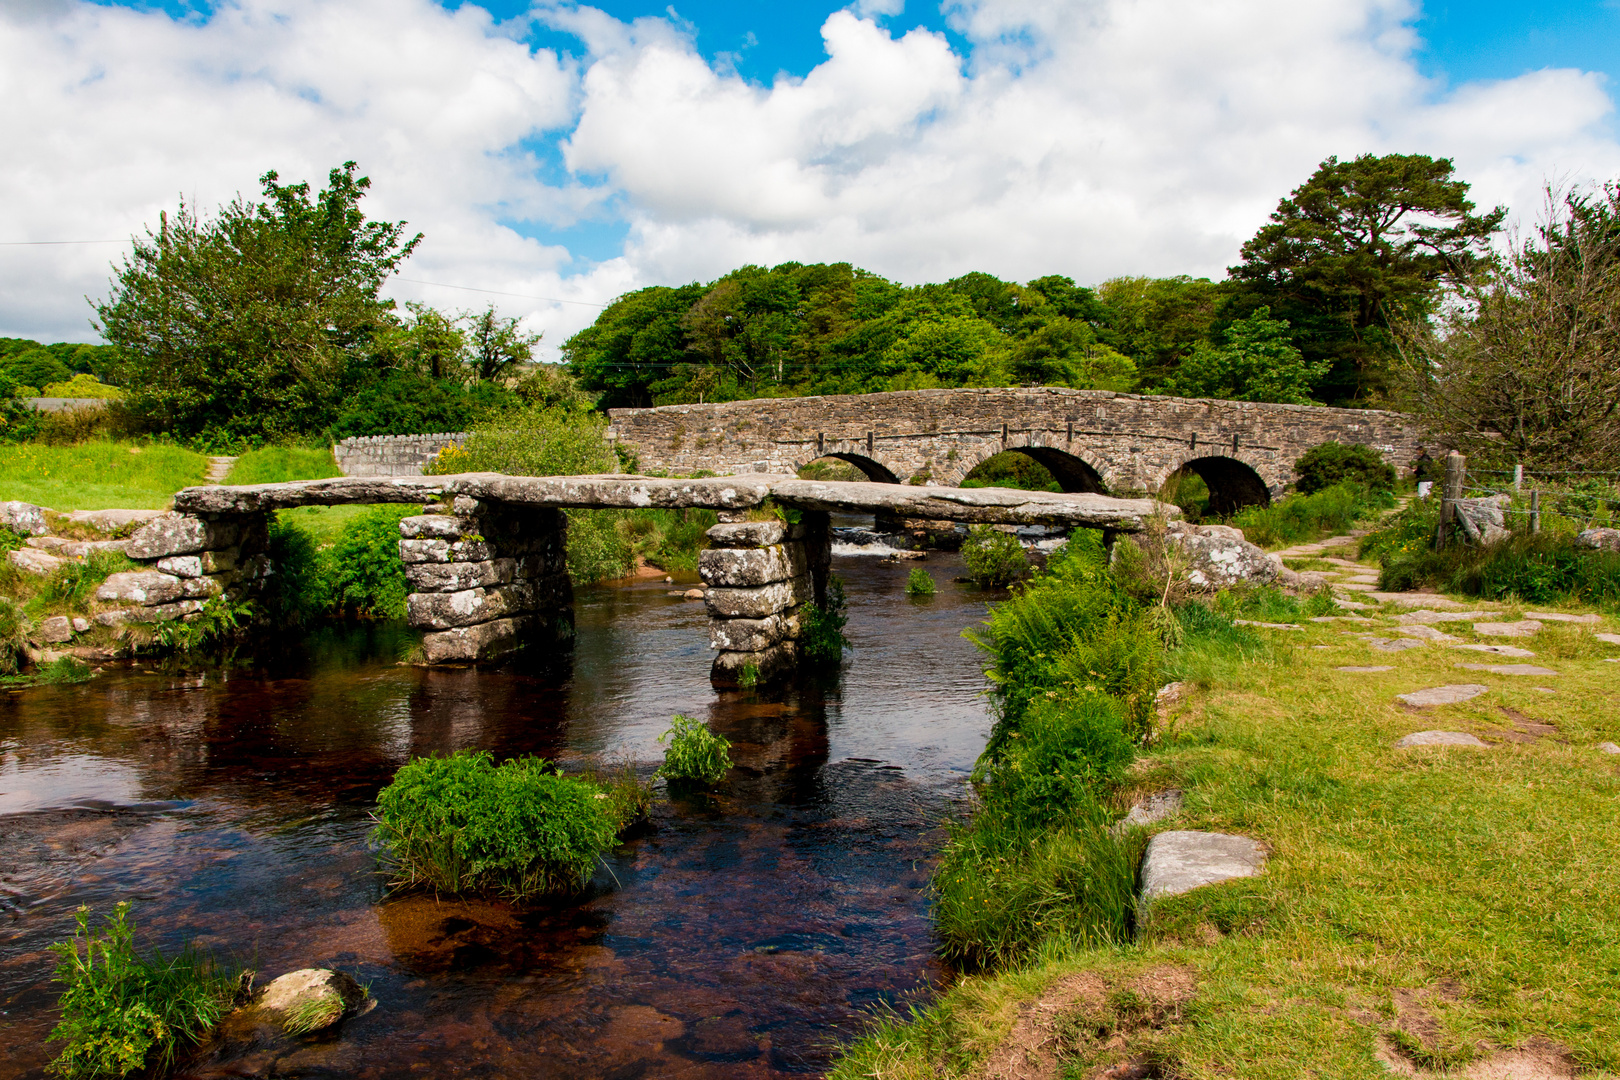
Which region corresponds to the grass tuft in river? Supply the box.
[656,714,733,787]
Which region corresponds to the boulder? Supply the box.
[96,571,187,606]
[1138,831,1266,904]
[39,616,73,643]
[1576,527,1620,553]
[7,548,63,576]
[0,501,50,536]
[1168,522,1278,590]
[1453,496,1511,545]
[254,968,366,1035]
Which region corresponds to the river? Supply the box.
[0,552,998,1079]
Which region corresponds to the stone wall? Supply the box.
[607,387,1429,503]
[699,513,830,687]
[334,433,467,477]
[399,496,573,663]
[95,511,275,626]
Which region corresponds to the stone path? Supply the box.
[206,456,237,484]
[1138,831,1266,903]
[1396,730,1489,748]
[1457,663,1558,676]
[1396,684,1490,707]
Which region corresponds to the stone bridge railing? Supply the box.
[107,473,1173,685]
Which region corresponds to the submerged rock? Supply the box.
[253,968,367,1035]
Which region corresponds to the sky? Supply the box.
[3,0,1618,358]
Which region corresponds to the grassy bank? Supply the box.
[0,441,209,510]
[224,445,341,485]
[832,545,1620,1076]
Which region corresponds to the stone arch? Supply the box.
[798,452,902,484]
[945,445,1112,494]
[1161,455,1271,516]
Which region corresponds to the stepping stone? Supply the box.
[1119,789,1184,829]
[1234,619,1303,630]
[1599,742,1620,755]
[1311,645,1333,650]
[1319,535,1358,548]
[1531,687,1557,694]
[1474,621,1542,637]
[1396,730,1489,748]
[6,548,63,575]
[1457,663,1558,676]
[1337,665,1394,673]
[1139,831,1265,903]
[1398,610,1487,624]
[1370,594,1470,608]
[1321,557,1368,569]
[1371,638,1425,652]
[1334,598,1373,611]
[1346,575,1381,584]
[1396,684,1490,706]
[1525,612,1603,624]
[1337,583,1378,591]
[1398,625,1460,642]
[1595,633,1620,646]
[1451,643,1536,658]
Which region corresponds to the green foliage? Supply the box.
[47,903,240,1080]
[0,441,209,511]
[1161,306,1329,404]
[372,750,619,899]
[281,996,345,1037]
[435,405,616,478]
[95,162,422,443]
[224,445,341,485]
[27,549,140,619]
[980,692,1137,832]
[328,371,516,440]
[1377,532,1620,610]
[905,567,936,596]
[1095,275,1226,385]
[323,506,415,619]
[800,574,850,664]
[0,596,29,675]
[1358,494,1440,566]
[962,525,1029,588]
[1293,441,1397,494]
[1,347,73,390]
[1230,481,1394,549]
[656,714,733,786]
[40,374,125,400]
[261,515,328,626]
[153,595,255,654]
[959,452,1061,492]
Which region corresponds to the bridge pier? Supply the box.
[400,497,573,663]
[700,512,830,687]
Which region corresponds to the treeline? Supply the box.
[566,153,1503,411]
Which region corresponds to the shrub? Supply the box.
[373,751,619,899]
[1231,482,1393,549]
[962,525,1028,587]
[980,691,1136,832]
[323,506,415,619]
[800,574,850,664]
[328,371,516,440]
[1294,441,1397,494]
[40,374,125,400]
[0,597,29,675]
[1379,532,1620,610]
[657,714,732,786]
[959,452,1061,492]
[261,516,329,626]
[905,567,936,596]
[47,903,241,1080]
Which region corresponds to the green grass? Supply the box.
[1231,482,1394,549]
[372,750,623,900]
[906,567,937,596]
[0,441,208,510]
[47,903,241,1080]
[224,445,341,485]
[831,576,1620,1077]
[273,505,377,546]
[656,714,733,786]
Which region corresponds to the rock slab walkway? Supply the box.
[1396,730,1489,748]
[1139,830,1266,903]
[1396,684,1490,707]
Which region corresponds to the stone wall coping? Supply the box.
[171,472,1174,530]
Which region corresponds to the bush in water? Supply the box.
[962,525,1028,588]
[47,903,241,1080]
[904,567,936,596]
[800,574,850,664]
[656,714,732,786]
[373,750,620,900]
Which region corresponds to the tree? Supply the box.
[1231,153,1504,402]
[467,305,542,382]
[95,162,421,442]
[1399,184,1620,470]
[1162,307,1328,404]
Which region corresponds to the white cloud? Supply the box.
[2,0,1618,360]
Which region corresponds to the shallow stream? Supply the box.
[0,553,997,1079]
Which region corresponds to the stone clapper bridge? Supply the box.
[140,472,1172,686]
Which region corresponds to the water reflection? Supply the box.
[0,554,995,1079]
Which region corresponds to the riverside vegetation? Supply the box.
[656,714,734,787]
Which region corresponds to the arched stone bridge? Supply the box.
[109,472,1168,686]
[607,387,1426,514]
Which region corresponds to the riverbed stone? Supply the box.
[254,968,366,1034]
[0,501,50,536]
[1457,663,1559,676]
[1396,730,1489,748]
[39,616,73,643]
[1451,642,1537,658]
[1139,831,1265,905]
[7,548,63,575]
[96,570,186,606]
[1475,620,1543,637]
[698,543,808,588]
[1396,684,1490,707]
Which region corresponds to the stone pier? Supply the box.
[95,510,275,625]
[699,514,831,686]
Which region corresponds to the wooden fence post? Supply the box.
[1513,463,1523,492]
[1436,452,1466,550]
[1530,490,1541,535]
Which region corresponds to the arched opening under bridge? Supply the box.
[962,448,1108,494]
[1160,456,1271,518]
[797,454,900,484]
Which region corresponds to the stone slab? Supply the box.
[699,543,809,588]
[1457,663,1558,676]
[1474,621,1542,638]
[1139,830,1265,902]
[39,615,73,643]
[62,508,164,534]
[1451,643,1536,658]
[1371,638,1425,652]
[1596,633,1620,646]
[1598,742,1620,755]
[706,520,793,548]
[96,570,186,606]
[767,478,1175,530]
[419,615,546,663]
[1397,625,1460,642]
[1337,665,1394,673]
[1524,612,1603,624]
[1233,619,1302,630]
[704,575,813,619]
[1396,684,1490,707]
[7,548,63,575]
[398,537,494,564]
[1333,599,1373,610]
[406,576,569,630]
[1368,594,1470,608]
[405,556,547,593]
[711,639,799,687]
[708,606,805,652]
[126,513,241,559]
[1397,610,1487,624]
[0,500,50,536]
[1396,730,1489,748]
[1119,789,1184,829]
